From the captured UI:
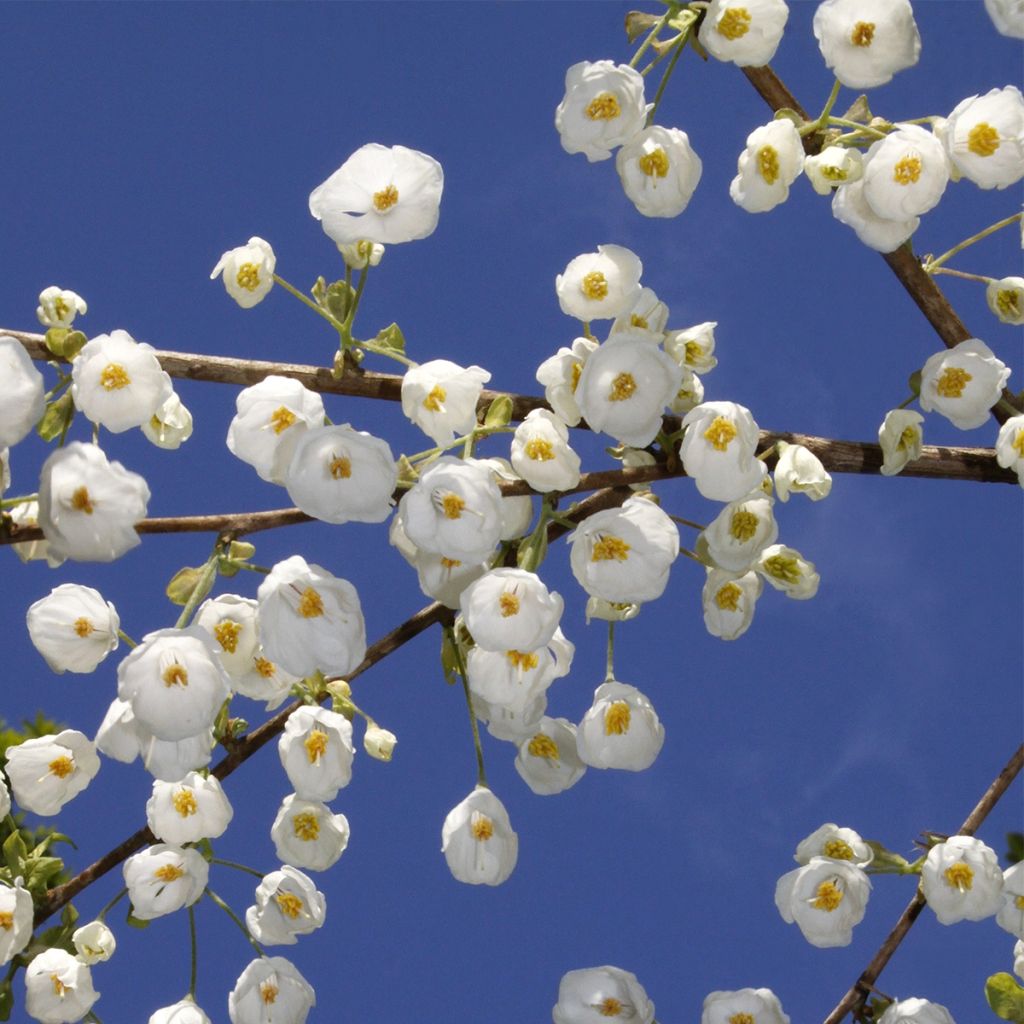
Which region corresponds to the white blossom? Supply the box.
[71,921,116,965]
[271,794,350,872]
[149,998,212,1024]
[0,335,46,448]
[142,391,193,449]
[26,583,119,674]
[228,956,315,1024]
[774,442,832,501]
[514,717,587,796]
[985,0,1024,39]
[413,550,489,610]
[804,146,864,195]
[401,359,491,447]
[879,409,924,476]
[987,276,1024,325]
[795,824,873,867]
[363,724,397,762]
[730,118,804,213]
[553,966,655,1024]
[775,857,871,947]
[664,321,718,375]
[210,237,276,308]
[466,628,573,715]
[813,0,921,89]
[24,948,99,1024]
[246,866,326,946]
[610,287,669,340]
[698,0,789,67]
[460,568,563,653]
[278,705,355,802]
[700,494,778,573]
[997,861,1024,938]
[919,338,1010,430]
[577,680,664,771]
[7,499,64,568]
[702,569,763,640]
[832,178,919,252]
[535,337,598,427]
[615,125,703,218]
[680,401,767,502]
[510,409,581,492]
[921,835,1003,924]
[0,879,33,966]
[337,239,384,269]
[441,786,518,886]
[123,844,208,920]
[36,286,87,329]
[878,998,956,1024]
[668,368,705,415]
[996,415,1024,487]
[556,245,643,322]
[146,771,233,845]
[702,988,790,1024]
[937,87,1024,190]
[862,125,950,222]
[6,730,100,816]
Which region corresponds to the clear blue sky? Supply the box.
[1,3,1021,1022]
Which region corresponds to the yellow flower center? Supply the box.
[298,587,324,617]
[936,366,972,398]
[729,1016,755,1024]
[585,92,621,120]
[329,455,352,479]
[73,617,95,638]
[570,362,583,393]
[598,998,625,1017]
[440,557,462,569]
[967,122,1000,157]
[684,341,704,364]
[162,663,189,687]
[703,416,737,451]
[235,262,261,291]
[729,510,759,542]
[471,812,494,841]
[49,755,74,779]
[527,733,560,759]
[255,656,276,678]
[293,811,320,841]
[592,535,631,562]
[581,271,609,300]
[525,438,556,461]
[173,789,199,817]
[821,164,849,182]
[1015,895,1024,910]
[276,892,304,919]
[604,700,631,735]
[441,493,465,519]
[944,862,974,891]
[269,406,296,434]
[630,314,649,329]
[812,879,844,911]
[763,554,801,584]
[71,486,95,514]
[154,863,185,883]
[499,592,520,617]
[757,146,779,185]
[260,981,279,1005]
[850,21,875,46]
[51,975,68,997]
[824,839,855,860]
[100,363,132,391]
[898,426,919,451]
[608,372,636,402]
[214,620,242,654]
[506,650,540,672]
[893,156,922,185]
[0,912,11,931]
[995,288,1021,319]
[1012,429,1024,459]
[304,728,329,764]
[715,582,742,611]
[638,147,669,178]
[423,384,447,412]
[373,184,399,211]
[717,7,751,39]
[54,296,70,320]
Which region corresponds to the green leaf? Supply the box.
[165,566,208,607]
[624,10,661,43]
[440,632,460,686]
[311,276,327,306]
[1007,831,1023,865]
[483,395,513,429]
[908,370,922,397]
[3,830,27,877]
[986,973,1024,1022]
[126,909,151,930]
[325,280,355,321]
[373,322,405,353]
[36,393,75,442]
[864,840,912,874]
[842,94,873,125]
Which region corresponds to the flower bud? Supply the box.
[363,724,397,762]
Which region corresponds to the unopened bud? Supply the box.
[364,724,397,762]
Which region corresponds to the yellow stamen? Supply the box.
[329,455,352,479]
[821,164,849,182]
[684,341,704,365]
[944,862,974,891]
[1015,895,1024,910]
[51,975,68,997]
[471,812,494,841]
[269,406,297,434]
[440,557,462,570]
[48,756,74,779]
[235,262,261,291]
[54,297,70,320]
[441,493,465,520]
[898,426,919,451]
[525,438,555,461]
[162,663,189,687]
[506,650,540,672]
[100,363,131,391]
[527,733,560,759]
[304,728,329,764]
[423,384,447,412]
[729,1016,755,1024]
[850,21,875,46]
[893,156,922,185]
[73,617,95,638]
[715,582,742,611]
[298,588,324,618]
[592,535,631,562]
[570,362,582,393]
[824,839,854,860]
[585,92,620,120]
[275,891,304,920]
[762,554,801,585]
[812,879,844,911]
[173,789,198,817]
[638,147,669,178]
[598,997,625,1017]
[703,416,737,451]
[255,656,276,678]
[936,366,972,398]
[214,620,242,654]
[373,184,399,211]
[260,981,279,1005]
[630,314,650,329]
[499,592,520,617]
[581,271,609,300]
[154,864,184,883]
[608,372,636,402]
[1012,429,1024,459]
[0,912,12,931]
[967,122,1000,157]
[729,510,759,542]
[71,486,94,514]
[757,145,779,185]
[717,7,751,39]
[604,700,631,735]
[292,811,320,842]
[995,288,1021,320]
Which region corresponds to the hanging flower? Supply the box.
[552,966,655,1024]
[702,569,763,640]
[700,493,778,573]
[729,118,804,213]
[5,730,100,816]
[804,146,864,195]
[24,948,100,1024]
[813,0,921,89]
[576,680,664,771]
[26,583,120,674]
[146,771,233,845]
[555,61,650,162]
[535,337,599,427]
[441,786,519,886]
[123,844,208,920]
[270,794,350,872]
[514,717,587,796]
[148,998,212,1024]
[680,401,767,502]
[278,705,355,803]
[0,335,46,448]
[877,999,955,1024]
[937,86,1024,190]
[400,359,491,447]
[228,956,316,1024]
[615,125,703,218]
[861,125,950,221]
[832,178,919,252]
[142,391,193,450]
[878,409,925,476]
[664,321,718,375]
[920,835,1004,924]
[987,276,1024,325]
[996,415,1024,487]
[985,0,1024,38]
[556,245,644,322]
[210,237,276,308]
[510,409,581,492]
[698,0,790,67]
[245,866,326,946]
[918,338,1010,430]
[701,988,790,1024]
[459,568,564,653]
[794,824,873,867]
[773,442,832,501]
[36,286,87,329]
[71,921,117,965]
[0,879,33,966]
[775,857,871,947]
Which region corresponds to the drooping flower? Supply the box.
[996,415,1024,487]
[36,286,87,329]
[0,335,46,448]
[26,583,119,674]
[773,442,832,501]
[535,337,599,427]
[700,493,778,573]
[576,680,664,771]
[556,245,644,322]
[878,409,924,476]
[702,988,790,1024]
[401,359,491,448]
[985,0,1024,39]
[861,125,950,222]
[441,786,518,886]
[997,860,1024,939]
[698,0,790,67]
[123,844,208,920]
[309,143,443,245]
[813,0,921,89]
[921,835,1004,925]
[148,997,212,1024]
[245,866,326,946]
[146,771,233,845]
[680,401,767,502]
[71,921,117,965]
[142,391,193,449]
[510,409,581,492]
[832,178,919,252]
[553,966,655,1024]
[337,239,384,269]
[363,724,397,762]
[987,276,1024,325]
[918,338,1010,430]
[6,730,100,816]
[228,956,316,1024]
[937,86,1024,190]
[459,568,564,653]
[702,568,763,640]
[615,125,703,218]
[210,237,276,308]
[466,629,574,715]
[804,145,864,195]
[794,824,873,867]
[278,705,355,803]
[730,118,804,213]
[24,948,100,1024]
[877,998,957,1024]
[0,879,33,966]
[271,794,350,872]
[514,717,587,796]
[664,321,718,375]
[775,857,871,947]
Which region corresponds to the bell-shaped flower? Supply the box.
[577,680,664,771]
[246,866,326,946]
[475,687,548,743]
[510,409,581,492]
[279,706,355,802]
[36,286,87,329]
[985,0,1024,38]
[514,717,586,796]
[414,550,489,610]
[937,86,1024,190]
[877,998,955,1024]
[441,786,518,886]
[363,724,397,762]
[460,568,563,653]
[805,146,864,195]
[795,824,873,867]
[702,569,763,640]
[24,948,99,1024]
[702,988,790,1024]
[832,178,918,252]
[71,922,116,965]
[555,61,650,163]
[774,442,832,501]
[0,335,46,448]
[123,844,208,920]
[6,730,100,816]
[228,956,315,1024]
[775,857,871,947]
[142,391,193,450]
[668,368,705,415]
[862,125,950,221]
[813,0,921,89]
[401,359,490,448]
[309,143,443,245]
[146,771,233,845]
[585,597,641,624]
[919,338,1010,430]
[664,321,718,375]
[680,401,767,502]
[210,237,275,308]
[987,276,1024,325]
[37,442,150,562]
[149,998,212,1024]
[997,861,1024,939]
[698,0,789,67]
[195,594,259,681]
[701,494,778,573]
[26,583,119,674]
[615,125,703,218]
[0,879,33,966]
[556,245,643,322]
[730,119,804,213]
[536,337,598,427]
[996,415,1024,487]
[553,966,655,1024]
[227,375,325,484]
[466,629,574,714]
[474,457,534,540]
[921,835,1003,924]
[337,239,384,269]
[271,794,350,872]
[878,409,924,476]
[610,287,669,340]
[257,555,366,678]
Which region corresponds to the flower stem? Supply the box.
[447,627,487,788]
[924,212,1023,272]
[801,77,841,136]
[928,267,993,285]
[273,274,345,333]
[668,514,706,531]
[359,340,416,368]
[174,539,228,630]
[645,28,689,124]
[0,493,38,510]
[628,4,678,69]
[211,857,265,879]
[95,887,128,923]
[205,888,264,957]
[116,629,137,649]
[605,620,616,683]
[187,904,198,997]
[827,116,889,139]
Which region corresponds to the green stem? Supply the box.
[342,267,370,336]
[895,394,917,410]
[220,560,272,575]
[827,116,889,139]
[116,629,137,649]
[448,627,487,788]
[174,539,227,630]
[187,905,198,997]
[406,425,514,465]
[628,5,678,69]
[678,546,705,564]
[273,274,346,332]
[801,78,841,136]
[645,29,688,124]
[43,376,72,402]
[924,212,1024,272]
[211,857,265,879]
[359,340,416,368]
[0,493,38,510]
[668,514,706,531]
[95,887,128,923]
[205,888,264,957]
[605,620,616,683]
[929,267,993,285]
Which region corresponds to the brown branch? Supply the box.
[822,742,1024,1024]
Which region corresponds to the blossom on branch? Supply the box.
[921,835,1003,925]
[878,409,924,476]
[615,125,703,218]
[576,680,664,771]
[556,245,644,322]
[552,966,655,1024]
[123,844,208,920]
[813,0,921,89]
[774,856,871,947]
[24,948,99,1024]
[701,988,790,1024]
[400,359,491,448]
[36,286,87,329]
[918,338,1010,430]
[228,956,315,1024]
[210,237,276,308]
[936,86,1024,190]
[441,786,519,886]
[0,335,46,448]
[729,119,804,213]
[698,0,789,68]
[6,730,100,816]
[26,583,120,674]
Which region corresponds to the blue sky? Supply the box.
[1,3,1021,1023]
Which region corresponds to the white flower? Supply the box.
[577,680,664,771]
[475,687,547,742]
[985,0,1024,39]
[879,409,924,476]
[1016,938,1024,980]
[664,321,718,375]
[555,61,650,163]
[813,0,921,89]
[775,857,871,947]
[117,627,231,742]
[123,844,208,920]
[536,337,598,427]
[698,0,789,67]
[514,717,586,796]
[466,628,574,714]
[862,125,950,221]
[575,332,682,447]
[804,145,864,195]
[271,795,350,872]
[196,594,259,680]
[997,861,1024,938]
[460,568,563,653]
[226,375,326,484]
[832,178,919,252]
[71,330,173,433]
[401,359,491,447]
[285,423,397,524]
[510,409,581,492]
[228,956,315,1024]
[0,778,8,820]
[730,118,804,213]
[37,442,150,562]
[279,706,355,802]
[476,457,534,540]
[919,338,1010,430]
[146,771,233,845]
[246,866,326,946]
[702,988,790,1024]
[878,998,956,1024]
[7,499,64,568]
[611,287,669,339]
[553,966,655,1024]
[309,143,443,245]
[921,835,1003,925]
[615,125,703,217]
[6,730,100,816]
[702,569,763,640]
[210,237,275,308]
[413,550,489,610]
[399,457,504,562]
[774,442,832,501]
[795,824,873,867]
[568,495,679,604]
[441,786,518,886]
[149,997,212,1024]
[257,555,366,678]
[556,245,644,322]
[987,276,1024,325]
[997,415,1024,487]
[701,494,778,573]
[71,921,116,965]
[680,401,767,502]
[141,731,216,783]
[26,583,119,674]
[0,335,46,448]
[937,87,1024,190]
[668,369,705,415]
[0,879,33,966]
[337,239,384,269]
[24,948,99,1024]
[36,286,87,328]
[142,391,193,449]
[363,724,397,761]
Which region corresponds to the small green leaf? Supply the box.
[986,973,1024,1022]
[842,95,873,125]
[908,370,922,397]
[624,10,661,42]
[773,108,804,127]
[396,455,419,488]
[165,566,208,607]
[36,393,75,442]
[483,395,513,429]
[373,322,405,353]
[311,276,327,305]
[0,979,13,1021]
[1006,831,1023,865]
[3,830,28,877]
[228,541,255,562]
[126,909,151,930]
[440,632,460,686]
[325,281,355,321]
[864,840,912,874]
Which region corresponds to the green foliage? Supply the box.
[986,973,1024,1023]
[35,392,75,442]
[1006,832,1023,865]
[166,564,211,607]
